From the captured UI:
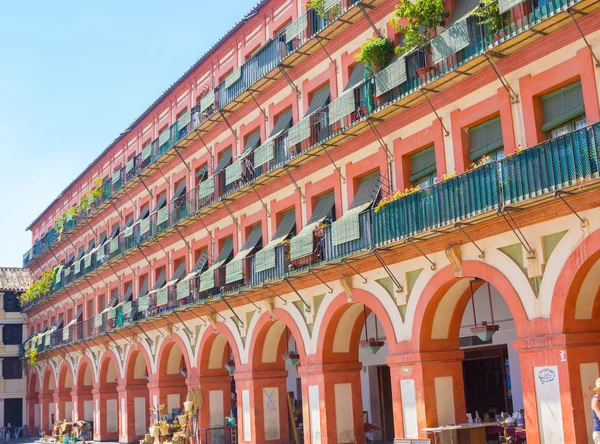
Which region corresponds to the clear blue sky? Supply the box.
[0,0,259,267]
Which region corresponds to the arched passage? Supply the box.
[548,228,600,444]
[94,352,120,441]
[406,262,533,442]
[152,336,190,422]
[195,324,241,442]
[74,358,94,424]
[308,289,398,444]
[240,309,308,444]
[120,345,152,442]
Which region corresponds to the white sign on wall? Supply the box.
[534,366,564,444]
[401,380,418,439]
[309,385,322,444]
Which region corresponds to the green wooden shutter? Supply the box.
[409,146,437,184]
[468,117,504,161]
[541,82,585,133]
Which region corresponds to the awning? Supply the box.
[85,239,96,254]
[447,0,480,25]
[67,253,75,266]
[62,318,77,341]
[125,214,134,227]
[152,268,167,291]
[349,173,381,210]
[344,63,366,91]
[123,283,133,302]
[138,275,149,297]
[124,214,135,237]
[255,209,296,273]
[226,225,263,283]
[270,109,293,138]
[243,130,261,154]
[74,306,83,321]
[167,261,188,286]
[199,237,234,291]
[172,181,187,202]
[290,193,335,260]
[305,85,330,116]
[138,204,150,221]
[195,165,209,180]
[76,247,85,261]
[214,149,233,175]
[97,231,107,246]
[155,193,167,210]
[109,223,120,239]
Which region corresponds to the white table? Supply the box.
[423,422,500,444]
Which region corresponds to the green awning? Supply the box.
[225,68,242,89]
[254,139,274,168]
[177,109,191,129]
[305,85,330,116]
[270,109,293,138]
[468,117,504,161]
[285,14,308,44]
[158,128,171,146]
[409,146,437,184]
[214,149,232,175]
[288,117,311,146]
[375,56,407,95]
[541,82,585,133]
[329,89,355,124]
[138,275,149,297]
[199,237,233,291]
[226,225,262,283]
[432,19,470,64]
[199,177,215,199]
[344,63,366,91]
[200,90,215,112]
[290,193,334,260]
[225,160,242,185]
[242,130,261,155]
[255,209,296,272]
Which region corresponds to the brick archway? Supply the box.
[121,344,152,442]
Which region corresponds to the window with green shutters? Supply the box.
[468,117,504,162]
[409,146,437,188]
[541,81,586,137]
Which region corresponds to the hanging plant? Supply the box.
[18,267,58,306]
[305,0,341,18]
[472,0,507,37]
[390,0,448,54]
[354,37,395,74]
[25,345,38,367]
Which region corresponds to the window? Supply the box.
[3,357,22,380]
[409,146,437,188]
[468,117,504,163]
[4,292,20,312]
[3,325,22,345]
[541,81,586,138]
[195,165,209,187]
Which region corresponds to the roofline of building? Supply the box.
[26,0,269,232]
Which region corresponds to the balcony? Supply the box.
[22,0,600,311]
[26,120,600,355]
[22,0,381,268]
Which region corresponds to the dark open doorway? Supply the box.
[462,345,512,419]
[376,366,394,443]
[4,398,23,427]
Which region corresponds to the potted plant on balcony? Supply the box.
[306,0,341,19]
[472,0,508,41]
[390,0,448,78]
[355,37,395,75]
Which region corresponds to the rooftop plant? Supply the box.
[390,0,448,54]
[18,266,57,306]
[355,37,395,74]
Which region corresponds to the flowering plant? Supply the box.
[436,170,456,183]
[374,186,421,213]
[507,144,523,157]
[470,154,490,170]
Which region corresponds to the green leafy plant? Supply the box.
[24,343,38,367]
[305,0,341,18]
[18,267,58,306]
[355,37,395,74]
[390,0,448,54]
[53,177,104,238]
[472,0,507,37]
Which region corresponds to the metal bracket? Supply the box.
[135,324,155,350]
[172,311,194,342]
[104,331,123,358]
[120,254,138,279]
[204,299,227,321]
[138,174,154,201]
[419,88,450,136]
[278,65,301,98]
[262,283,287,305]
[247,89,268,123]
[371,249,403,293]
[554,190,588,228]
[220,296,244,328]
[454,223,485,258]
[307,269,333,293]
[568,9,600,67]
[366,118,394,160]
[498,207,535,258]
[136,246,153,268]
[484,52,519,103]
[284,278,311,312]
[284,166,305,201]
[82,216,98,238]
[315,36,335,66]
[404,238,436,270]
[236,289,262,312]
[321,143,345,182]
[115,330,133,346]
[197,134,214,173]
[340,258,367,284]
[172,146,191,172]
[174,226,193,253]
[108,199,124,222]
[193,213,214,243]
[221,200,240,227]
[249,182,271,217]
[358,3,383,38]
[219,109,237,140]
[155,238,172,265]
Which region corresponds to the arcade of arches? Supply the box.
[28,220,600,444]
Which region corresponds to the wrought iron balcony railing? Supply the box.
[21,0,599,316]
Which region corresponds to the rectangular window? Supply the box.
[541,81,585,137]
[3,357,22,379]
[2,325,22,345]
[409,146,437,188]
[468,117,504,162]
[3,292,20,312]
